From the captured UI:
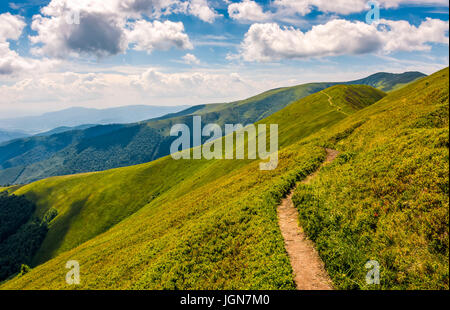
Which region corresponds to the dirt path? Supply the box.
[322,91,350,116]
[277,148,339,290]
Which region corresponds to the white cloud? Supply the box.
[120,0,219,22]
[188,0,220,23]
[30,11,129,58]
[38,0,217,20]
[182,53,201,64]
[0,68,262,113]
[0,42,58,75]
[379,0,449,8]
[131,68,251,99]
[0,13,58,75]
[234,18,449,62]
[380,18,450,52]
[127,20,193,53]
[119,0,186,18]
[273,0,449,16]
[1,59,448,116]
[0,12,26,41]
[228,0,449,23]
[228,0,271,22]
[28,0,218,58]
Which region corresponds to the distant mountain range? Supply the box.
[1,68,446,290]
[0,71,426,185]
[0,105,190,134]
[0,130,29,144]
[34,124,98,137]
[344,71,426,91]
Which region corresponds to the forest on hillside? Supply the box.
[0,193,56,281]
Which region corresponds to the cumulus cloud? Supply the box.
[30,1,127,58]
[0,12,26,41]
[29,0,217,58]
[380,18,450,52]
[378,0,449,8]
[0,68,261,114]
[2,61,448,115]
[120,0,219,22]
[228,0,271,22]
[228,0,449,22]
[38,0,217,21]
[127,20,193,53]
[30,11,128,58]
[188,0,219,23]
[273,0,449,16]
[0,13,57,75]
[234,18,449,62]
[119,0,186,17]
[182,53,201,64]
[0,43,57,75]
[131,69,251,100]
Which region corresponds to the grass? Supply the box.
[262,85,385,148]
[292,68,449,289]
[0,72,419,186]
[0,82,336,185]
[1,69,448,290]
[0,84,383,289]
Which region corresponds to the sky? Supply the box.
[0,0,448,118]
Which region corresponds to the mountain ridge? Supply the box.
[0,68,447,289]
[0,71,424,185]
[1,83,385,284]
[0,105,190,134]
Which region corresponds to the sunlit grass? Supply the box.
[1,69,448,290]
[293,68,449,289]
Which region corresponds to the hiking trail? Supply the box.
[277,148,339,290]
[322,91,350,116]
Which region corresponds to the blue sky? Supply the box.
[0,0,448,117]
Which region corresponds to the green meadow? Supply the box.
[292,68,449,289]
[1,68,448,289]
[0,71,421,186]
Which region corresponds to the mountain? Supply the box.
[0,105,190,134]
[0,68,449,289]
[0,68,448,290]
[345,71,426,91]
[0,130,29,144]
[291,68,449,290]
[34,124,98,137]
[0,71,425,186]
[0,83,386,286]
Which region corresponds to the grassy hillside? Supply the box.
[264,85,385,148]
[0,82,335,185]
[0,86,309,185]
[0,85,384,289]
[345,71,426,92]
[292,68,449,289]
[2,69,446,290]
[0,71,422,185]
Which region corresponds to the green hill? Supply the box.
[0,84,384,288]
[344,71,426,92]
[0,71,424,186]
[292,68,449,289]
[1,69,447,290]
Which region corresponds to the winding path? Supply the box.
[322,91,350,116]
[277,148,339,290]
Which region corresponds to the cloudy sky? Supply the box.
[0,0,448,117]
